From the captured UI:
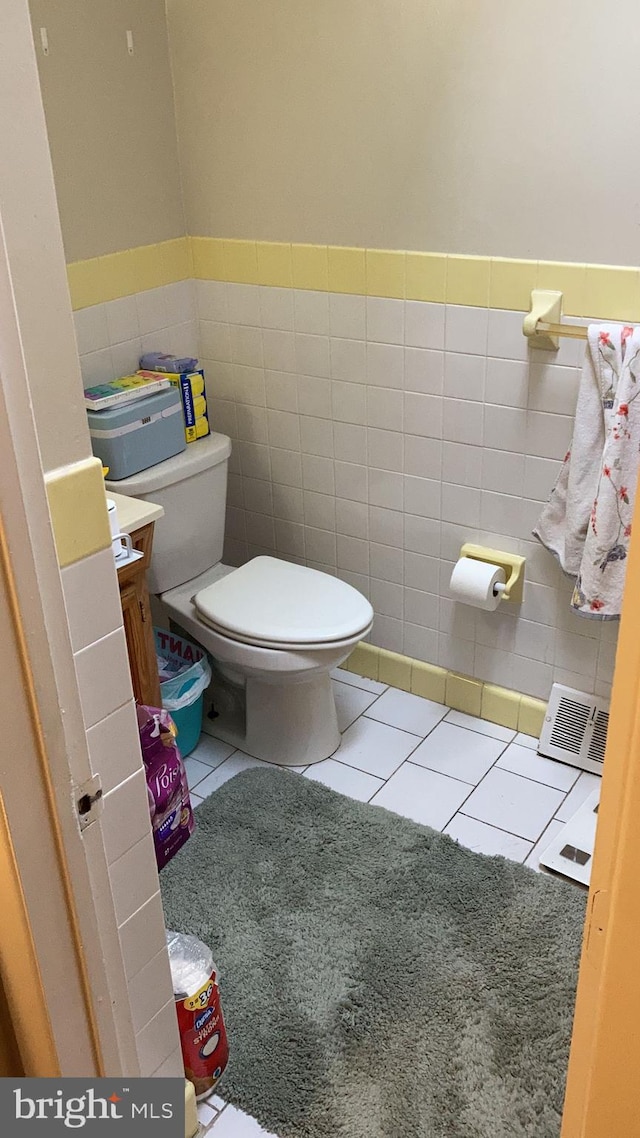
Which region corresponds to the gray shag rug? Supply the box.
[161,767,586,1138]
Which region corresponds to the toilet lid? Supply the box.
[194,557,373,646]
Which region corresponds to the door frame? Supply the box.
[562,520,640,1133]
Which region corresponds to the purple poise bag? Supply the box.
[137,704,195,870]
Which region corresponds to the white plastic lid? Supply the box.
[106,432,231,496]
[194,557,373,645]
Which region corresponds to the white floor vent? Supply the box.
[538,684,610,774]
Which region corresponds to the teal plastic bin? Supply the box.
[154,629,212,757]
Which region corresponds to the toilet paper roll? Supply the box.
[449,558,506,611]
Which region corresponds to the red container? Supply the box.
[167,932,230,1099]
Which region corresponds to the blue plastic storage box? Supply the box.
[87,388,185,480]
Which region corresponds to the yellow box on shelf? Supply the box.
[138,369,210,444]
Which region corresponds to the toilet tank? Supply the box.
[106,433,232,594]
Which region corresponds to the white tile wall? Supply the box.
[195,286,618,702]
[74,280,198,387]
[73,282,619,704]
[61,553,180,1078]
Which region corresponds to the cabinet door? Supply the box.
[119,581,161,708]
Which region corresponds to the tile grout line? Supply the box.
[454,812,536,850]
[431,731,567,842]
[196,703,575,854]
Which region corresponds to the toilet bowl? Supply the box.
[161,557,372,764]
[107,435,374,765]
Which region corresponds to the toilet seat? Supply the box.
[194,556,373,649]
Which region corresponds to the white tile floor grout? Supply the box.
[188,667,596,1136]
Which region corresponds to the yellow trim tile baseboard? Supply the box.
[67,236,640,322]
[45,457,111,567]
[344,643,547,739]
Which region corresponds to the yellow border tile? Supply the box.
[411,661,446,703]
[191,237,226,280]
[518,696,547,739]
[378,649,411,691]
[223,240,258,284]
[328,246,366,294]
[366,249,405,299]
[343,641,548,736]
[292,244,329,291]
[446,255,491,307]
[489,258,538,311]
[405,252,446,303]
[536,261,587,318]
[481,684,520,730]
[445,672,482,716]
[67,259,103,310]
[131,243,164,292]
[584,264,640,323]
[66,239,640,333]
[257,242,293,288]
[45,458,111,568]
[98,250,138,302]
[345,643,379,680]
[159,237,192,284]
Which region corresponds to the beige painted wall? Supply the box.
[29,0,185,262]
[167,0,640,266]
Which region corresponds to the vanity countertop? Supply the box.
[107,492,164,535]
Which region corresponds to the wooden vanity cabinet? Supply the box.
[116,521,161,708]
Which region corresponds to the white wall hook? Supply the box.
[523,289,563,350]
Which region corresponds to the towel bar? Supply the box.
[523,289,588,348]
[535,320,588,340]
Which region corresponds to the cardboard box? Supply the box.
[138,369,210,443]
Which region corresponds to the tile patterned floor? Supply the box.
[187,668,595,1136]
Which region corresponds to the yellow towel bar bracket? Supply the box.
[460,543,526,604]
[523,290,563,350]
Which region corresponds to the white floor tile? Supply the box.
[496,743,580,792]
[444,709,516,743]
[444,814,532,862]
[410,722,506,785]
[190,792,204,807]
[364,687,448,736]
[332,680,379,731]
[198,1102,218,1127]
[555,770,601,822]
[371,762,472,829]
[332,716,421,779]
[184,756,218,791]
[209,1096,227,1111]
[303,758,383,802]
[524,819,566,873]
[331,667,387,694]
[211,1104,278,1136]
[191,735,237,768]
[462,768,565,842]
[515,732,539,750]
[196,752,271,798]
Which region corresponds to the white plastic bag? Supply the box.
[154,629,212,711]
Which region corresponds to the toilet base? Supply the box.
[202,668,340,766]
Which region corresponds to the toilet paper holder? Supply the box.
[459,544,526,604]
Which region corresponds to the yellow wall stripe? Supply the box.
[67,237,640,323]
[67,237,192,311]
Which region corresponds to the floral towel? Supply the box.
[533,323,640,619]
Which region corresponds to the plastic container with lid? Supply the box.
[87,387,185,480]
[166,930,229,1099]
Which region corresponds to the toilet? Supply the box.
[107,433,373,765]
